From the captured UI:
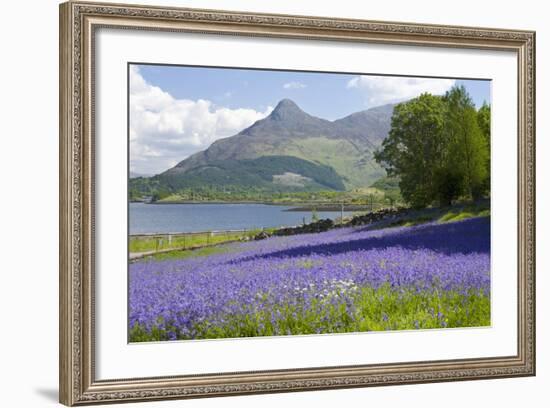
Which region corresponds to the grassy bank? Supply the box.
[129,229,262,254]
[383,202,490,228]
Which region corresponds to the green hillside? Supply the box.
[130,99,396,200]
[274,137,385,188]
[129,155,346,199]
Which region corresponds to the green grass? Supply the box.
[367,202,490,232]
[129,284,490,342]
[394,215,434,228]
[144,245,232,262]
[129,230,261,253]
[438,205,490,223]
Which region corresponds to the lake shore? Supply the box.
[284,204,372,212]
[129,202,355,235]
[130,199,371,211]
[133,200,286,205]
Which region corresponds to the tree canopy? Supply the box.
[375,86,490,208]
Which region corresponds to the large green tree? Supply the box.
[374,93,446,208]
[443,86,488,201]
[375,86,490,208]
[477,102,491,194]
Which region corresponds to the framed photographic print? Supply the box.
[59,1,536,405]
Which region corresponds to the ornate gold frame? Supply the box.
[59,1,536,405]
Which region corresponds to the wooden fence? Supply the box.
[129,228,259,256]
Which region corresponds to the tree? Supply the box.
[375,93,446,208]
[375,86,490,208]
[477,102,491,195]
[384,190,401,208]
[443,86,489,201]
[477,102,491,143]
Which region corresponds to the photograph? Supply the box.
[56,1,536,405]
[127,64,492,342]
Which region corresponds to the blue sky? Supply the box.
[130,64,491,175]
[136,64,490,120]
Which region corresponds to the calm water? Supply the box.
[129,202,353,234]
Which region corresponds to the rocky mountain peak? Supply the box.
[269,98,305,121]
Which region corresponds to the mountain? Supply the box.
[158,155,346,192]
[130,171,152,179]
[333,103,396,146]
[156,99,394,191]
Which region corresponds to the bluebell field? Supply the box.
[129,216,490,342]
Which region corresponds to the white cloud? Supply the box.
[346,75,456,107]
[129,66,272,175]
[283,81,307,90]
